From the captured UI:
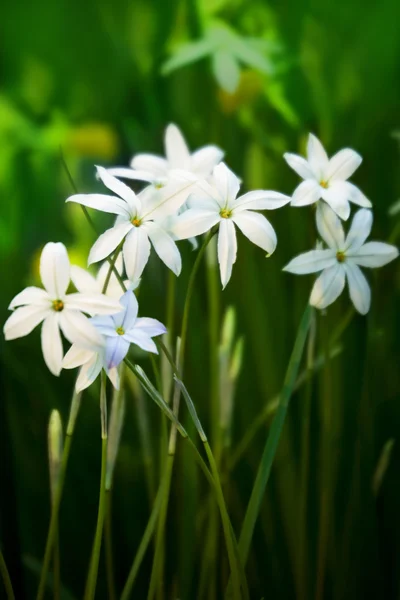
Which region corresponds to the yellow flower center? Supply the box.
[336,251,346,263]
[220,208,232,219]
[154,182,164,189]
[52,299,64,312]
[131,218,141,227]
[116,327,125,335]
[320,180,329,189]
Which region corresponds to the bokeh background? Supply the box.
[1,0,400,598]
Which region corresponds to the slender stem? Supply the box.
[234,305,312,568]
[104,492,116,600]
[84,374,108,600]
[36,388,82,600]
[53,528,60,600]
[0,550,15,600]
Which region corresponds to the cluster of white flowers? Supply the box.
[3,126,398,387]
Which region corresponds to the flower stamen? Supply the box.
[52,299,64,312]
[320,180,329,189]
[220,208,232,219]
[131,218,141,227]
[116,327,125,335]
[336,251,346,263]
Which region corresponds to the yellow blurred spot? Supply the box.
[336,251,345,263]
[320,180,329,189]
[67,123,119,160]
[218,71,263,114]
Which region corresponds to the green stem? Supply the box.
[36,389,82,600]
[104,492,117,600]
[235,305,312,567]
[84,374,108,600]
[0,550,15,600]
[53,528,60,600]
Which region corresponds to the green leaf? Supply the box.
[230,37,274,75]
[212,50,241,93]
[161,38,215,75]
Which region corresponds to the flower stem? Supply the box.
[83,373,108,600]
[0,550,15,600]
[36,389,82,600]
[104,492,116,600]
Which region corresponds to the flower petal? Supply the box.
[65,293,122,316]
[4,305,49,340]
[107,366,120,390]
[283,249,336,274]
[171,209,220,240]
[9,286,50,309]
[309,264,346,309]
[134,317,167,337]
[105,336,130,369]
[165,124,191,169]
[233,190,291,212]
[345,182,372,208]
[326,149,362,181]
[316,202,345,249]
[90,315,117,337]
[218,219,237,289]
[291,180,321,207]
[76,354,103,392]
[283,153,314,180]
[62,344,94,369]
[96,166,140,214]
[348,242,399,268]
[344,262,370,315]
[40,242,70,299]
[88,221,133,265]
[191,145,224,176]
[143,222,182,275]
[124,329,158,354]
[142,179,197,220]
[232,211,277,255]
[114,290,139,331]
[344,209,373,252]
[320,181,351,220]
[66,193,131,218]
[213,163,241,205]
[41,314,63,376]
[123,227,151,281]
[70,266,99,294]
[130,154,169,178]
[59,310,104,349]
[307,134,329,180]
[106,167,153,182]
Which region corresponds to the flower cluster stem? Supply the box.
[0,550,15,600]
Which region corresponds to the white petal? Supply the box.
[123,227,151,281]
[143,222,182,276]
[41,314,63,376]
[309,264,346,309]
[165,124,191,168]
[107,167,159,184]
[76,354,103,392]
[233,190,291,212]
[307,134,329,179]
[283,249,336,274]
[187,194,222,212]
[232,211,277,255]
[112,290,139,331]
[9,286,50,309]
[283,153,314,180]
[66,193,131,218]
[96,166,140,214]
[65,293,122,316]
[124,329,159,354]
[70,266,99,294]
[213,163,241,205]
[134,317,167,337]
[344,262,370,315]
[96,256,126,298]
[88,221,133,265]
[344,209,373,252]
[40,242,70,299]
[316,202,345,249]
[191,146,224,176]
[108,366,120,390]
[291,180,321,206]
[171,209,220,240]
[130,154,169,178]
[348,242,399,268]
[326,149,362,181]
[345,182,372,208]
[142,179,197,221]
[62,344,94,369]
[4,305,49,340]
[59,310,104,349]
[321,181,351,220]
[218,219,237,289]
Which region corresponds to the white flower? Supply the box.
[107,123,224,187]
[66,166,191,282]
[284,133,372,220]
[171,163,291,288]
[70,254,138,298]
[283,203,399,314]
[3,242,122,375]
[62,343,120,393]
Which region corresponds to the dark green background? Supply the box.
[1,0,400,598]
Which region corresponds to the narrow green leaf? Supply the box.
[161,38,215,75]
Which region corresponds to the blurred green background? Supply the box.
[1,0,400,598]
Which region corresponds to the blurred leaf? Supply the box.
[212,50,241,93]
[161,38,215,75]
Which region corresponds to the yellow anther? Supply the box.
[220,208,231,219]
[336,251,346,263]
[52,299,64,312]
[116,327,125,335]
[131,218,141,227]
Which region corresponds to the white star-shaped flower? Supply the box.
[3,242,122,375]
[62,343,120,393]
[284,133,372,220]
[66,167,193,282]
[171,163,291,288]
[107,123,224,187]
[283,203,399,314]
